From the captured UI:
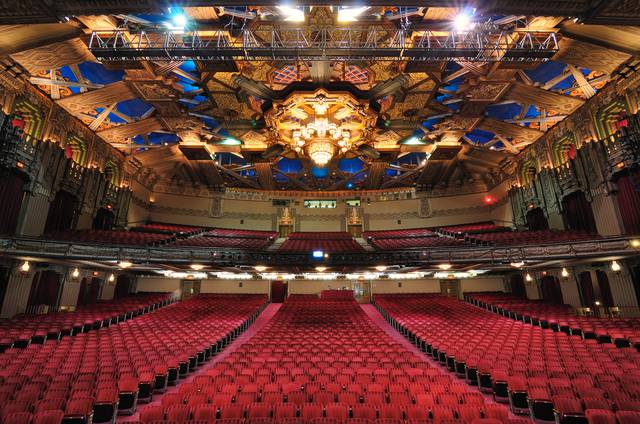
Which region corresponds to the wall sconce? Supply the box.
[108,273,115,283]
[20,261,30,275]
[611,260,621,273]
[72,268,80,279]
[525,272,533,282]
[561,267,569,278]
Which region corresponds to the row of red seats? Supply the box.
[131,223,205,235]
[0,293,174,352]
[466,293,640,348]
[320,290,355,301]
[279,239,364,253]
[437,223,506,235]
[370,236,464,251]
[137,297,515,423]
[0,294,267,424]
[374,294,640,423]
[172,237,273,250]
[363,228,435,239]
[466,229,600,246]
[203,229,278,239]
[47,230,173,246]
[287,232,355,240]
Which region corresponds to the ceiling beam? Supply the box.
[88,103,117,131]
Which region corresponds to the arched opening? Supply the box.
[93,207,115,230]
[12,98,45,139]
[0,171,28,235]
[114,275,131,299]
[578,271,596,308]
[595,270,614,308]
[526,207,549,231]
[509,274,527,299]
[44,190,79,234]
[64,134,89,166]
[27,270,61,312]
[104,159,122,186]
[540,275,563,305]
[561,190,597,233]
[613,169,640,234]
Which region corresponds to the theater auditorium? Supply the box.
[1,2,640,423]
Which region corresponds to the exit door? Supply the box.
[181,279,201,300]
[440,279,460,299]
[352,280,371,303]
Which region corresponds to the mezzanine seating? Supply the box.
[465,229,600,246]
[0,293,174,352]
[0,294,266,424]
[363,228,436,239]
[46,230,174,246]
[279,232,364,253]
[467,293,640,349]
[368,236,464,251]
[171,228,278,250]
[375,294,640,424]
[136,297,514,423]
[438,223,508,236]
[130,223,205,236]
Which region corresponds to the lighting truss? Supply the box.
[88,27,559,62]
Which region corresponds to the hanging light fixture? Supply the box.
[375,265,387,272]
[611,260,621,273]
[561,267,569,278]
[438,263,452,270]
[315,266,327,272]
[510,261,525,268]
[190,264,205,271]
[20,261,30,274]
[254,265,267,272]
[307,138,335,167]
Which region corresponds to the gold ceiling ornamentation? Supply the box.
[265,89,377,166]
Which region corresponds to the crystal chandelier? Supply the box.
[307,138,335,166]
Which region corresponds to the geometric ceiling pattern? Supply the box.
[4,2,638,193]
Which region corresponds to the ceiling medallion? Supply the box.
[266,89,377,166]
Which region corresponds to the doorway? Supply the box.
[181,279,201,300]
[352,280,371,303]
[440,279,460,299]
[271,280,287,303]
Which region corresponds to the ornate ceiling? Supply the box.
[3,3,639,194]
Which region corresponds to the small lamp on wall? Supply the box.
[108,273,115,283]
[525,272,533,283]
[561,267,569,279]
[20,261,30,275]
[611,260,621,273]
[72,268,80,280]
